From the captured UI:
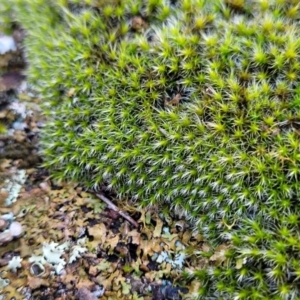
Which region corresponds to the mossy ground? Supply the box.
[2,0,300,298]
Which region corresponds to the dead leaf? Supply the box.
[119,278,131,295]
[61,273,79,288]
[145,263,172,281]
[104,233,120,254]
[153,218,163,238]
[131,16,148,32]
[138,239,162,260]
[187,280,202,295]
[1,285,26,300]
[39,181,51,193]
[1,274,27,300]
[74,195,89,206]
[115,244,128,258]
[67,88,76,97]
[163,237,180,251]
[129,258,143,277]
[17,239,33,259]
[182,230,192,245]
[145,211,151,225]
[202,243,211,252]
[88,265,99,277]
[96,270,120,291]
[128,230,140,245]
[209,244,229,266]
[161,231,178,242]
[138,209,151,227]
[87,223,107,249]
[76,278,95,290]
[165,93,181,106]
[0,159,11,171]
[96,260,111,272]
[27,277,49,290]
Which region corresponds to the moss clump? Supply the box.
[3,0,300,298]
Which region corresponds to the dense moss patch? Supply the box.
[3,0,300,298]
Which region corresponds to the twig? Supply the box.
[89,190,139,228]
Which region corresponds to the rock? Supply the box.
[0,230,13,245]
[9,221,23,237]
[0,72,25,92]
[0,218,8,230]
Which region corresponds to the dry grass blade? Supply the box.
[90,191,139,228]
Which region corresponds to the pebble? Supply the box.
[0,230,13,245]
[0,218,7,230]
[9,221,23,237]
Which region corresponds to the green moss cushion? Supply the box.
[3,0,300,298]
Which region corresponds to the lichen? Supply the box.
[29,238,87,275]
[1,169,26,206]
[7,256,22,273]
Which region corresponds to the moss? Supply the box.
[0,123,6,134]
[3,0,300,298]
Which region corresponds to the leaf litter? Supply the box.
[0,172,232,300]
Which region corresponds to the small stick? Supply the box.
[90,191,139,228]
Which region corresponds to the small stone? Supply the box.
[0,72,25,92]
[0,230,13,245]
[9,221,23,237]
[0,218,8,230]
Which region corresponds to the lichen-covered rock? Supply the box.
[3,0,300,298]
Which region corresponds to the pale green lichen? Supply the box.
[68,237,88,263]
[7,256,22,273]
[1,169,27,206]
[28,238,87,275]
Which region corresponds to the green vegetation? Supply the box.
[2,0,300,298]
[0,123,7,134]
